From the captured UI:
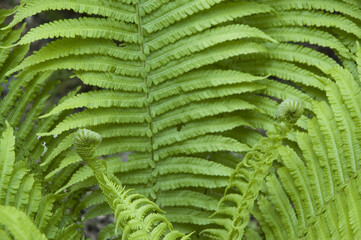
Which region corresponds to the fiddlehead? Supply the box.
[74,129,105,173]
[202,99,303,240]
[74,129,191,240]
[276,99,304,124]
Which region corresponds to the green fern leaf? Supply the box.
[7,39,143,76]
[17,17,140,46]
[267,0,361,21]
[41,90,146,118]
[0,205,48,240]
[6,0,136,29]
[244,10,361,37]
[0,122,15,203]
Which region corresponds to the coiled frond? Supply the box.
[202,100,303,239]
[74,129,192,240]
[276,99,304,123]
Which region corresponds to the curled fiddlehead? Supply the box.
[74,129,191,240]
[202,99,303,240]
[74,129,102,159]
[276,99,304,123]
[74,129,105,171]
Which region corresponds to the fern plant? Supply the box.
[1,0,361,239]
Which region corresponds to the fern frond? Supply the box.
[76,71,145,92]
[154,135,249,161]
[7,39,143,76]
[6,0,136,29]
[16,86,80,163]
[39,108,149,136]
[151,83,264,117]
[142,0,226,33]
[145,2,273,51]
[148,41,267,84]
[265,0,361,21]
[17,17,140,46]
[7,72,50,127]
[263,27,352,59]
[148,24,275,70]
[244,10,361,37]
[325,66,361,144]
[260,79,313,111]
[0,72,36,118]
[265,43,340,72]
[41,90,146,118]
[0,43,29,84]
[0,24,25,70]
[0,123,80,239]
[90,123,151,138]
[18,55,143,78]
[325,82,360,174]
[0,122,16,203]
[0,205,48,240]
[151,69,265,97]
[153,115,251,148]
[34,195,56,232]
[152,98,256,133]
[232,60,326,91]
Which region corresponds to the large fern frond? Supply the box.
[9,0,279,234]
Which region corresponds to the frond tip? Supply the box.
[74,128,102,161]
[276,99,303,123]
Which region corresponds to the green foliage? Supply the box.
[0,0,361,239]
[0,122,84,240]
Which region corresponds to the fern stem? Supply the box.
[136,0,158,200]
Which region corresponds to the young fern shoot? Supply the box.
[74,129,192,240]
[202,99,303,240]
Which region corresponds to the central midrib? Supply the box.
[136,1,158,201]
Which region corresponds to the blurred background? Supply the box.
[0,0,19,9]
